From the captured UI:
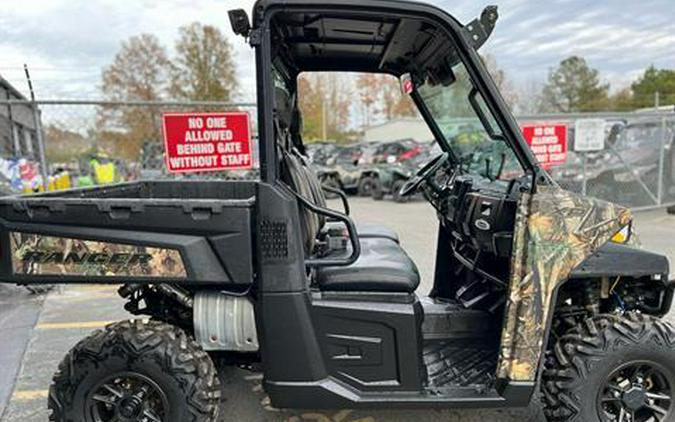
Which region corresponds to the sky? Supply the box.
[0,0,673,102]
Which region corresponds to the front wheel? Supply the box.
[357,176,375,197]
[371,177,384,200]
[48,320,220,422]
[542,313,675,422]
[392,179,410,203]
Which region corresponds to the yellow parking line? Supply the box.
[36,320,115,330]
[12,389,49,400]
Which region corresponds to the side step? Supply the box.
[423,340,498,391]
[421,297,497,341]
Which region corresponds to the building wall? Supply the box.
[363,119,433,143]
[0,75,39,159]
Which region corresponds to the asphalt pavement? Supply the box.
[1,198,674,422]
[0,285,43,419]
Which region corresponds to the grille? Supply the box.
[260,220,288,260]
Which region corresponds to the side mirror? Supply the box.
[228,9,251,37]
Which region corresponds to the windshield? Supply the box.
[417,62,524,181]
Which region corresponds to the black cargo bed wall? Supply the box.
[0,181,257,286]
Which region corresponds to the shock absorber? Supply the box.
[583,282,600,315]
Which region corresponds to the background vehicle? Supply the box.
[585,117,675,202]
[0,2,673,422]
[316,142,380,195]
[370,141,437,202]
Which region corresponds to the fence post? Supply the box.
[581,152,587,196]
[30,104,49,191]
[657,114,668,205]
[24,65,49,191]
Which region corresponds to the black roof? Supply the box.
[257,0,463,75]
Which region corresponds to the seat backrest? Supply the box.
[275,81,329,256]
[280,149,321,254]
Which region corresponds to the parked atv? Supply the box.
[315,143,379,196]
[552,118,675,205]
[588,117,675,204]
[370,143,436,202]
[1,2,674,422]
[369,163,414,202]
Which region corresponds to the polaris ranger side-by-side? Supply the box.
[1,1,674,421]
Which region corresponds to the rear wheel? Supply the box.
[48,319,220,422]
[542,313,675,422]
[357,176,375,197]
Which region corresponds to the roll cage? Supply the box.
[239,0,544,186]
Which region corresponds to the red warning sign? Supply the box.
[521,123,567,169]
[162,112,252,173]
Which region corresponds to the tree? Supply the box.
[482,54,518,110]
[298,74,324,140]
[356,74,381,127]
[98,34,171,159]
[356,74,417,127]
[539,56,609,112]
[298,73,353,142]
[630,66,675,109]
[607,87,634,112]
[516,79,544,114]
[380,76,417,120]
[44,125,92,162]
[170,22,238,102]
[101,34,171,102]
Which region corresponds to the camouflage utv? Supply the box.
[1,2,674,422]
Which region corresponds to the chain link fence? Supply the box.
[517,111,675,209]
[0,99,258,194]
[0,99,673,209]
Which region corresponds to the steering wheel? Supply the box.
[399,152,450,197]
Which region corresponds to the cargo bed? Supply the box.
[0,181,257,286]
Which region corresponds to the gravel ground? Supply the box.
[2,198,674,422]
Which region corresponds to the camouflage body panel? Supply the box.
[11,232,187,278]
[497,186,631,381]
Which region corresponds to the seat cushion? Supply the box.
[356,223,399,243]
[315,238,420,293]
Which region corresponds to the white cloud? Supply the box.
[0,0,672,101]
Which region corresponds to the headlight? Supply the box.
[611,223,632,244]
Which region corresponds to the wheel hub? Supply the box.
[117,396,143,419]
[86,372,168,422]
[598,361,673,422]
[621,386,647,411]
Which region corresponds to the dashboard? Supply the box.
[420,163,531,309]
[445,176,518,257]
[425,170,529,259]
